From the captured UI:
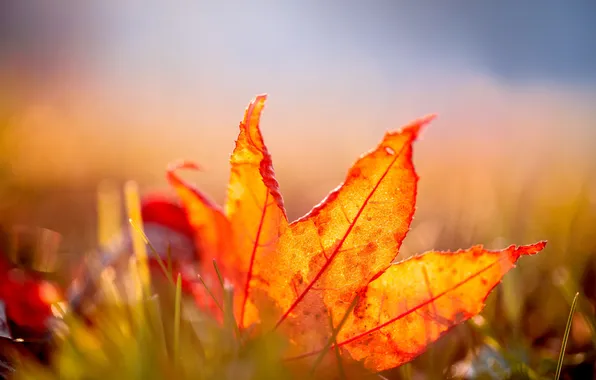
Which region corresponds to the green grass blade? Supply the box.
[327,312,346,380]
[198,275,223,312]
[213,259,225,289]
[129,219,174,285]
[310,294,360,375]
[398,363,412,380]
[211,259,241,340]
[166,242,173,277]
[97,179,122,248]
[555,268,596,347]
[223,283,241,340]
[555,291,579,380]
[173,273,182,367]
[124,181,150,292]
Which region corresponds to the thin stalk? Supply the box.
[310,294,360,375]
[173,274,182,368]
[129,219,174,285]
[555,292,579,380]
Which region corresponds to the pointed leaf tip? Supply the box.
[224,93,288,326]
[232,93,286,217]
[417,113,437,131]
[253,93,268,102]
[243,94,268,126]
[383,114,437,144]
[420,113,438,123]
[403,113,437,138]
[515,240,547,257]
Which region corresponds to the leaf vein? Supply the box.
[274,142,410,329]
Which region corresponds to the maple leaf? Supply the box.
[166,94,547,373]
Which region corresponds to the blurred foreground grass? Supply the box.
[11,272,296,380]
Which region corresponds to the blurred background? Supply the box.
[0,1,595,376]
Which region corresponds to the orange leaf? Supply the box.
[255,115,435,350]
[165,95,547,374]
[166,161,235,313]
[224,94,288,327]
[334,241,545,371]
[167,161,233,266]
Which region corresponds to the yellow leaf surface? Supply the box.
[335,241,546,371]
[224,95,288,327]
[260,116,435,352]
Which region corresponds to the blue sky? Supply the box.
[95,1,596,86]
[4,1,595,88]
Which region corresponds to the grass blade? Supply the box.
[223,283,241,340]
[128,219,174,285]
[97,179,122,247]
[124,181,150,292]
[310,294,360,375]
[213,259,225,289]
[398,363,412,380]
[197,275,223,312]
[212,260,241,340]
[166,243,173,278]
[555,267,596,347]
[328,312,346,380]
[555,291,579,380]
[173,273,182,367]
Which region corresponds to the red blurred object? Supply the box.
[0,228,62,378]
[0,226,61,338]
[66,193,199,317]
[0,264,59,334]
[141,194,195,241]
